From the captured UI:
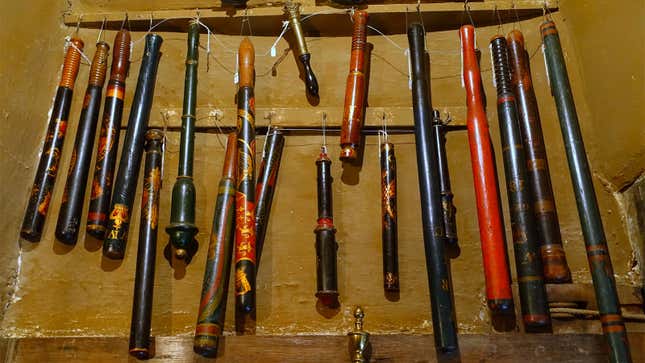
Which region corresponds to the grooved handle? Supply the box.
[491,34,551,332]
[88,41,110,87]
[340,10,369,161]
[56,41,110,245]
[59,37,84,89]
[21,38,84,242]
[86,29,131,239]
[110,30,131,83]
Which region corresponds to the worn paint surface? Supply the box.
[0,0,640,338]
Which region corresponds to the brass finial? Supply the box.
[354,307,364,331]
[348,306,370,363]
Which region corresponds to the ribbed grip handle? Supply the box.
[88,41,110,87]
[59,37,84,89]
[351,11,368,53]
[110,29,131,83]
[490,35,513,97]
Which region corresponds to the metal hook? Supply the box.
[543,1,553,20]
[463,0,475,27]
[97,17,107,43]
[444,112,452,125]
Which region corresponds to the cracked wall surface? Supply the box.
[0,1,641,337]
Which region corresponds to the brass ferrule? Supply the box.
[284,1,309,56]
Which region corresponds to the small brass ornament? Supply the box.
[347,306,370,362]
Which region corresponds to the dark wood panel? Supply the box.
[3,333,644,362]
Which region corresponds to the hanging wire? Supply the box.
[512,1,523,32]
[261,112,275,160]
[64,36,92,65]
[206,112,226,149]
[493,4,503,35]
[160,111,169,180]
[416,0,429,51]
[367,25,405,51]
[378,112,389,160]
[301,8,350,22]
[240,9,253,36]
[75,15,82,35]
[462,0,475,27]
[120,13,128,30]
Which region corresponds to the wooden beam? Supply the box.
[63,2,558,35]
[2,333,644,362]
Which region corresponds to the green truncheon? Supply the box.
[541,20,631,363]
[167,20,200,261]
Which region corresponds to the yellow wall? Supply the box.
[0,0,68,318]
[560,0,645,191]
[0,0,640,337]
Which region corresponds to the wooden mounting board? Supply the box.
[63,1,558,35]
